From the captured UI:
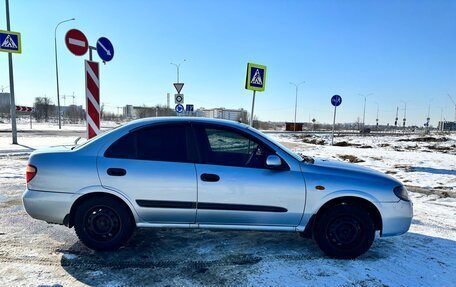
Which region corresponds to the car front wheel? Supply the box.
[314,204,375,259]
[74,196,135,251]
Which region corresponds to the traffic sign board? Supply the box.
[331,95,342,107]
[15,106,33,112]
[186,104,194,112]
[245,63,267,92]
[96,37,114,62]
[175,94,184,104]
[65,29,88,56]
[175,104,184,113]
[173,83,184,93]
[0,30,21,53]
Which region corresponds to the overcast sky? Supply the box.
[1,0,455,125]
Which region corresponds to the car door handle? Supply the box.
[107,168,126,176]
[200,173,220,182]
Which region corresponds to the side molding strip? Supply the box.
[136,200,287,213]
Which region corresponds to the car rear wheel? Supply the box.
[314,204,375,259]
[74,196,134,251]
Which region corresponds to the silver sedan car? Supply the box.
[22,117,413,258]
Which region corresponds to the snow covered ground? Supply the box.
[0,127,455,286]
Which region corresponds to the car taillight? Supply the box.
[26,164,37,183]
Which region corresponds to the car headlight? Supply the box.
[393,185,410,201]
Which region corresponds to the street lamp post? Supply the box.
[289,81,305,131]
[401,101,407,128]
[426,99,433,131]
[54,18,75,129]
[170,59,186,83]
[375,102,379,131]
[359,93,373,132]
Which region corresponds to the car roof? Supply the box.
[126,116,249,129]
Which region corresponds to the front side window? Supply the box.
[195,126,272,168]
[105,125,189,163]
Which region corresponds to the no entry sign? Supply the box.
[65,29,88,56]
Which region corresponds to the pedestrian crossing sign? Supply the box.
[0,30,21,54]
[245,63,266,92]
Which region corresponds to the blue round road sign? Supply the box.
[96,37,114,62]
[175,104,184,113]
[331,95,342,107]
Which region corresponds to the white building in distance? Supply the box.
[196,107,247,122]
[0,93,10,107]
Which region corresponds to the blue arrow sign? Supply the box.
[331,95,342,107]
[175,104,184,113]
[96,37,114,62]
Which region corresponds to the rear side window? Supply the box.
[104,125,189,163]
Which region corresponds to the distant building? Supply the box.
[196,107,247,122]
[0,93,10,107]
[285,122,304,131]
[123,105,157,119]
[438,121,456,131]
[123,105,174,119]
[123,105,134,119]
[61,105,84,114]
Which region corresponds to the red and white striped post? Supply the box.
[85,60,100,139]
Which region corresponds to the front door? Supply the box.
[192,124,306,226]
[98,123,197,223]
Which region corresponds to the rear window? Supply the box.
[104,125,189,163]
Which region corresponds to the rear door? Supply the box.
[98,123,197,223]
[192,123,306,226]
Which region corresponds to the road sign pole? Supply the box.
[331,106,337,145]
[5,0,17,144]
[249,90,256,127]
[85,60,100,139]
[89,46,95,61]
[245,63,266,127]
[330,95,342,145]
[30,112,32,129]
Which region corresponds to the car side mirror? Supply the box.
[266,155,282,168]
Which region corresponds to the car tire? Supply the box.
[314,204,375,259]
[74,196,135,251]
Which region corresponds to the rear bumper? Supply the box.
[22,189,75,225]
[381,199,413,237]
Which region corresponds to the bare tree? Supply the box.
[33,96,55,122]
[65,105,84,123]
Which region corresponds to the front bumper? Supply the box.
[22,189,75,225]
[380,199,413,237]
